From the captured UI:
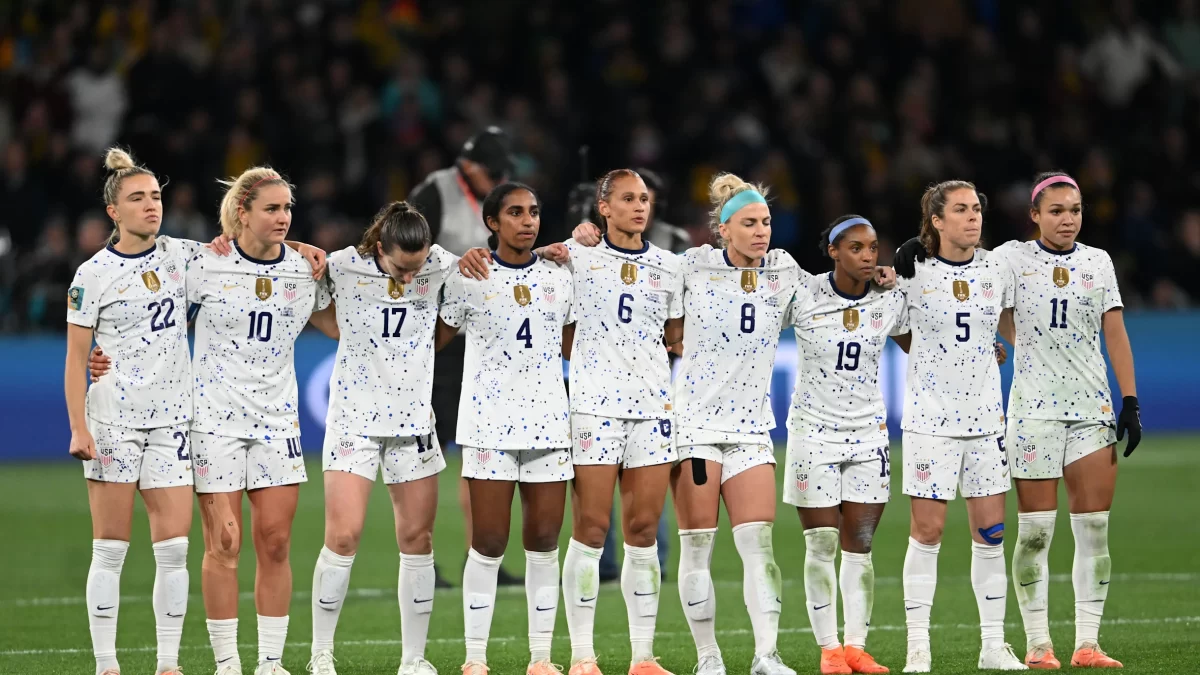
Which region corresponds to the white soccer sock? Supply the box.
[840,550,875,650]
[525,549,560,664]
[802,527,840,650]
[562,538,602,663]
[257,614,289,665]
[678,529,720,661]
[311,546,355,654]
[152,537,188,673]
[1013,511,1056,649]
[463,548,502,664]
[87,539,128,675]
[971,541,1008,650]
[1071,511,1111,649]
[621,542,662,662]
[398,552,436,664]
[207,618,240,669]
[735,521,783,657]
[902,537,940,653]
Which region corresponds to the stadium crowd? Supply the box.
[2,0,1199,332]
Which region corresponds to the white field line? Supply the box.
[3,615,1198,657]
[8,572,1198,608]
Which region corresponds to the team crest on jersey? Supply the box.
[255,277,273,300]
[194,457,209,477]
[387,278,404,299]
[843,308,860,331]
[475,448,492,465]
[870,310,884,330]
[165,261,181,283]
[542,284,556,303]
[578,430,594,451]
[914,460,931,483]
[337,438,355,457]
[98,447,114,468]
[141,271,161,292]
[415,277,430,296]
[1081,272,1094,290]
[1022,444,1038,464]
[767,273,780,292]
[981,280,994,299]
[649,270,662,289]
[796,473,809,492]
[741,270,758,293]
[1053,267,1070,288]
[952,279,970,301]
[620,263,638,285]
[513,284,532,306]
[283,281,298,301]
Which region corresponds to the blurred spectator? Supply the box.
[1080,0,1181,108]
[64,46,127,155]
[160,183,212,243]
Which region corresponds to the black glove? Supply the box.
[893,237,926,279]
[1117,395,1142,457]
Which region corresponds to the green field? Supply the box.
[2,437,1198,674]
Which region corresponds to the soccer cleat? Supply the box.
[902,648,931,674]
[157,669,185,675]
[307,649,337,675]
[215,665,241,675]
[461,662,489,675]
[569,658,603,675]
[255,662,291,675]
[398,660,439,675]
[527,661,565,675]
[844,646,889,674]
[1070,644,1122,668]
[693,654,726,675]
[1024,644,1060,670]
[628,658,674,675]
[978,644,1028,670]
[751,651,796,675]
[100,670,121,675]
[821,647,852,675]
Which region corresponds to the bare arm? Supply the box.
[308,302,340,340]
[998,307,1015,345]
[435,317,460,352]
[65,324,97,460]
[562,323,576,360]
[664,317,685,356]
[1102,309,1136,397]
[890,332,912,354]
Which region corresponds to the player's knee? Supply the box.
[572,509,610,549]
[977,522,1005,545]
[623,512,659,548]
[472,531,508,559]
[842,520,878,554]
[525,524,560,554]
[910,519,944,546]
[205,525,241,568]
[255,525,291,565]
[326,529,361,557]
[397,524,433,555]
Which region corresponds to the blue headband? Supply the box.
[828,217,872,244]
[720,190,768,223]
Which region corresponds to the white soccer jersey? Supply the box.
[674,246,803,444]
[788,273,909,445]
[896,250,1014,437]
[324,245,456,437]
[439,253,574,449]
[67,237,201,428]
[995,240,1122,422]
[562,237,684,419]
[188,243,329,440]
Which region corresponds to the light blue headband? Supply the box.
[828,217,873,244]
[720,190,768,223]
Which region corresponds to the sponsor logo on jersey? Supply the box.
[99,447,114,468]
[165,261,181,282]
[914,460,932,483]
[767,273,780,291]
[415,276,430,296]
[1053,266,1070,288]
[117,285,131,294]
[194,457,209,477]
[1081,272,1094,290]
[870,310,884,330]
[981,280,994,299]
[543,284,556,303]
[475,448,491,465]
[387,278,404,299]
[337,438,355,457]
[649,270,662,289]
[142,271,161,292]
[283,281,298,301]
[843,308,860,331]
[578,430,594,451]
[513,284,532,306]
[741,270,758,293]
[255,277,273,300]
[796,473,809,492]
[67,286,84,310]
[952,279,970,301]
[620,262,638,285]
[1022,443,1037,464]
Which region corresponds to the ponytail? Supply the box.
[101,147,156,244]
[357,201,432,257]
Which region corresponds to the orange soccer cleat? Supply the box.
[844,646,889,674]
[627,658,674,675]
[462,661,490,675]
[821,647,853,675]
[569,658,603,675]
[528,661,565,675]
[1024,644,1061,670]
[1070,643,1123,668]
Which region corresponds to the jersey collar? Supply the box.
[106,242,156,259]
[827,271,870,300]
[1036,240,1077,256]
[492,250,538,269]
[603,234,649,255]
[235,240,285,265]
[934,253,974,267]
[723,249,765,268]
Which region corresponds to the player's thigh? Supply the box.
[721,462,778,527]
[322,469,376,555]
[909,497,949,545]
[86,478,138,541]
[246,437,308,491]
[247,484,300,543]
[386,472,439,554]
[518,474,568,552]
[619,461,672,545]
[140,485,194,542]
[671,445,723,530]
[197,490,244,556]
[839,501,887,553]
[466,472,518,554]
[965,492,1008,544]
[782,435,848,509]
[1063,435,1118,514]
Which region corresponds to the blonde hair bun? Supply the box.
[104,147,137,172]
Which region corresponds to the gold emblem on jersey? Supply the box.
[1053,266,1070,288]
[255,277,273,300]
[513,284,532,306]
[842,308,860,331]
[741,270,758,293]
[387,278,404,299]
[952,279,970,301]
[620,262,637,285]
[141,271,161,292]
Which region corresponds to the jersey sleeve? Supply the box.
[162,236,205,262]
[785,281,815,327]
[314,277,332,312]
[562,274,576,326]
[998,253,1017,309]
[438,272,471,328]
[185,252,207,305]
[66,264,102,328]
[888,291,910,336]
[667,261,685,320]
[1099,252,1123,312]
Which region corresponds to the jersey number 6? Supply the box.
[617,293,633,323]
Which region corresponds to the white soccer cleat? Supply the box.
[398,659,439,675]
[750,651,795,675]
[307,649,338,675]
[255,662,291,675]
[693,654,726,675]
[979,644,1029,671]
[903,648,932,673]
[215,664,242,675]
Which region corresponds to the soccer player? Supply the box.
[890,181,1027,672]
[65,148,197,675]
[305,202,457,675]
[785,215,908,675]
[435,183,575,675]
[189,167,330,675]
[995,174,1140,669]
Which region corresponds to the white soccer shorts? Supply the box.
[783,435,891,508]
[191,432,307,493]
[323,431,446,484]
[677,434,776,484]
[902,431,1010,501]
[84,420,194,489]
[570,413,677,468]
[461,447,573,482]
[1006,418,1117,480]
